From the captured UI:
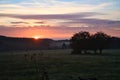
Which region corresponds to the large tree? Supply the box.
[70,31,111,54]
[91,32,111,54]
[70,31,90,54]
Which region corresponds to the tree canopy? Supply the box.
[70,31,111,54]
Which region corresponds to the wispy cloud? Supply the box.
[0,12,102,20]
[0,0,119,20]
[61,18,120,26]
[34,21,45,24]
[0,12,120,28]
[0,0,113,14]
[11,21,28,24]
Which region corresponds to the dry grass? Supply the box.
[0,49,120,80]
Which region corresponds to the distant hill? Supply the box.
[0,35,54,51]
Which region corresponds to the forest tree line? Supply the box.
[0,32,120,52]
[70,31,120,54]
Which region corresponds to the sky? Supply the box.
[0,0,120,39]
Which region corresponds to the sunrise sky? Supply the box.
[0,0,120,39]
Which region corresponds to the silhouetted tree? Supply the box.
[91,32,111,54]
[70,31,90,54]
[71,31,111,54]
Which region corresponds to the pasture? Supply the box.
[0,49,120,80]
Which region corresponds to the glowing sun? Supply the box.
[33,36,40,39]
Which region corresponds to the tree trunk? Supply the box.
[99,49,102,54]
[94,50,97,54]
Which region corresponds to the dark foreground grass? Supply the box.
[0,49,120,80]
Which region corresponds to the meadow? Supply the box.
[0,49,120,80]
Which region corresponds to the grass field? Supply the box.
[0,49,120,80]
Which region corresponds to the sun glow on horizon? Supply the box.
[33,36,40,40]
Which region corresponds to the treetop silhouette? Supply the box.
[70,31,111,54]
